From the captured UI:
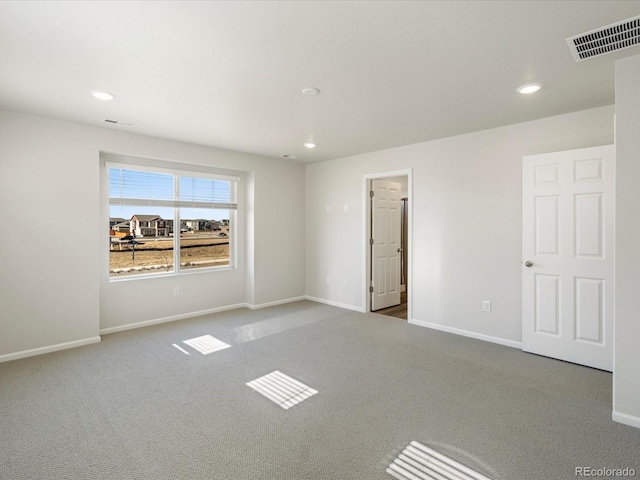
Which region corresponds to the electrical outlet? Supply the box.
[326,205,331,213]
[482,300,491,312]
[173,286,180,296]
[326,276,331,285]
[342,279,349,287]
[344,204,349,212]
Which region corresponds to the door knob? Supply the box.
[524,261,533,267]
[397,248,402,253]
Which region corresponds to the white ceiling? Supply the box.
[1,1,639,163]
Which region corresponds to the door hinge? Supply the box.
[369,286,374,293]
[369,238,374,245]
[369,190,374,198]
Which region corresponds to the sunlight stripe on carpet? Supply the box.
[387,441,493,480]
[246,370,317,409]
[172,343,191,355]
[182,335,231,355]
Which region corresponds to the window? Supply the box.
[108,163,237,279]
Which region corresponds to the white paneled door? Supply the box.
[371,179,402,311]
[522,145,614,371]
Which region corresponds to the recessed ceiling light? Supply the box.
[91,90,115,101]
[302,87,320,96]
[516,83,542,94]
[304,142,316,149]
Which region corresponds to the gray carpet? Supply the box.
[1,300,639,480]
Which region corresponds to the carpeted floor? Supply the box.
[1,300,639,480]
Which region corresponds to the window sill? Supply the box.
[108,265,235,283]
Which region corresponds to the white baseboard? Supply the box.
[409,318,522,349]
[101,297,309,334]
[304,295,366,313]
[100,303,246,335]
[0,336,102,364]
[244,296,306,310]
[613,410,640,430]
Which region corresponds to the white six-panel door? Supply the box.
[522,145,614,371]
[371,179,402,311]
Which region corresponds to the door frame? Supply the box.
[362,168,413,321]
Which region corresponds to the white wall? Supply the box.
[614,55,640,429]
[0,111,305,359]
[305,105,614,344]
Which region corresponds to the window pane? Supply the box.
[179,208,230,270]
[109,206,174,277]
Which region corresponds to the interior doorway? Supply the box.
[363,170,411,321]
[374,194,408,319]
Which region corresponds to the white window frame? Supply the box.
[107,160,239,281]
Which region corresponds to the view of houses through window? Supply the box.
[108,165,237,278]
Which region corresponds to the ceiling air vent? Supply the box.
[103,119,132,127]
[567,15,640,62]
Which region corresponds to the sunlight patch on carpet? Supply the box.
[182,335,231,355]
[247,370,317,410]
[387,441,493,480]
[233,313,325,344]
